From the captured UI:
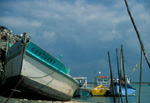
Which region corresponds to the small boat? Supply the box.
[110,77,136,96]
[73,77,90,97]
[1,26,78,101]
[91,85,109,96]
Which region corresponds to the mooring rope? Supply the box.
[5,77,24,103]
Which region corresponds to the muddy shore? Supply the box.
[0,96,90,103]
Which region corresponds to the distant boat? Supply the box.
[73,77,90,97]
[110,77,136,96]
[3,28,78,101]
[95,76,110,88]
[91,84,109,96]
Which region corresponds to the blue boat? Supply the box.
[112,82,136,96]
[110,78,136,96]
[2,27,78,101]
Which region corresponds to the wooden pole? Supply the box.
[121,45,128,103]
[108,51,116,103]
[138,48,143,103]
[116,48,120,103]
[120,48,124,103]
[116,48,123,103]
[124,0,150,69]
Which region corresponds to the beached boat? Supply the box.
[73,77,90,97]
[91,85,109,96]
[110,77,136,96]
[2,27,78,100]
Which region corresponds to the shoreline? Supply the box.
[87,82,150,85]
[131,82,150,84]
[0,96,90,103]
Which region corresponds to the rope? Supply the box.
[26,71,55,79]
[5,77,24,103]
[4,71,55,103]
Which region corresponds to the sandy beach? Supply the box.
[0,96,90,103]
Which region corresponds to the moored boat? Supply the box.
[1,27,78,101]
[110,77,136,96]
[91,85,109,96]
[73,77,90,97]
[113,82,136,96]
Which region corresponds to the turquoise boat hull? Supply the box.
[73,88,90,97]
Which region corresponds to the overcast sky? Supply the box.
[0,0,150,82]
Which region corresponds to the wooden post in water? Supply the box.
[116,48,123,103]
[121,45,128,103]
[124,0,150,69]
[116,48,120,103]
[120,48,124,103]
[138,48,143,103]
[108,51,116,103]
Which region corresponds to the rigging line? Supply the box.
[25,71,55,79]
[124,0,150,69]
[4,71,55,103]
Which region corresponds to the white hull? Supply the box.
[5,41,78,100]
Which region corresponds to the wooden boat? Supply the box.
[91,85,109,96]
[73,77,90,97]
[2,28,78,101]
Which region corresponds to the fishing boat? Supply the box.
[110,77,136,96]
[1,26,78,100]
[73,77,90,97]
[91,84,109,96]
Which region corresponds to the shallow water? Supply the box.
[73,84,150,103]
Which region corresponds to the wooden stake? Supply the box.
[121,45,128,103]
[108,51,116,103]
[120,48,124,103]
[124,0,150,69]
[138,48,143,103]
[116,48,123,103]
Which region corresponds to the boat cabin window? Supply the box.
[104,79,108,82]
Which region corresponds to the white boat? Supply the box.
[73,77,90,97]
[4,30,78,100]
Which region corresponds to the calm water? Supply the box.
[72,84,150,103]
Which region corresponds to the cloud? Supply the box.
[0,0,150,82]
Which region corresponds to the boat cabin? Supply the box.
[95,76,110,88]
[73,77,87,89]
